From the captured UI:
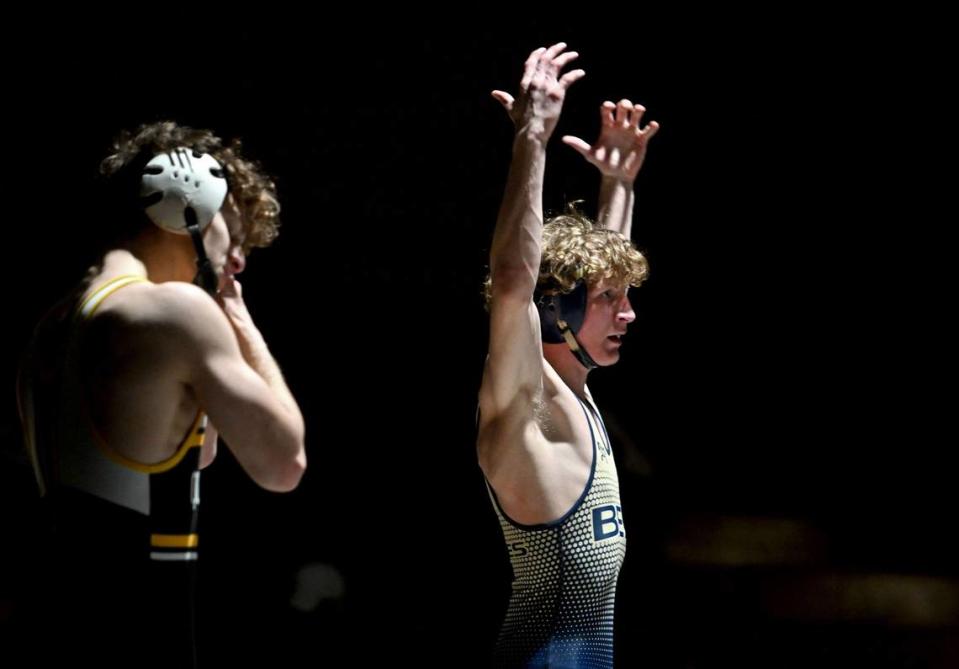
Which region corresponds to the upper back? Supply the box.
[27,274,213,467]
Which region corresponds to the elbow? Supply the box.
[491,264,535,286]
[278,424,308,491]
[256,424,307,492]
[261,446,307,492]
[268,455,307,492]
[489,267,536,303]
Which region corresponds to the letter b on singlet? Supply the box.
[592,504,624,541]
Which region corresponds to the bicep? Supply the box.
[483,295,544,415]
[162,289,291,467]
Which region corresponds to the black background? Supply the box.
[2,14,955,668]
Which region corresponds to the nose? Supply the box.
[618,297,636,324]
[226,247,246,276]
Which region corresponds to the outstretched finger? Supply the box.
[491,90,515,112]
[601,101,616,127]
[559,68,586,89]
[553,51,579,70]
[542,41,568,61]
[562,135,592,158]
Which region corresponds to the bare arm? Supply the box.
[563,99,659,237]
[481,43,585,422]
[163,283,306,492]
[217,277,303,429]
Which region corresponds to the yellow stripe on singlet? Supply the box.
[77,274,149,319]
[77,275,208,474]
[151,533,199,548]
[92,412,206,474]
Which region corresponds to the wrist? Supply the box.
[601,174,635,187]
[514,119,552,146]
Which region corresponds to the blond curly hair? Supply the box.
[538,211,648,294]
[484,209,648,306]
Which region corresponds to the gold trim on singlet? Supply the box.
[77,275,207,474]
[151,533,199,548]
[90,411,205,474]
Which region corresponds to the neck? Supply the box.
[543,342,590,396]
[97,248,148,280]
[116,228,196,283]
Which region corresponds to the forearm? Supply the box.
[598,175,635,237]
[490,134,548,294]
[232,323,304,435]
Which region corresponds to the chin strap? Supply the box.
[558,318,598,370]
[184,207,218,296]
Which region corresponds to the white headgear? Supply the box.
[140,148,228,232]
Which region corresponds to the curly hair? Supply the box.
[484,208,648,306]
[99,121,279,253]
[538,211,648,293]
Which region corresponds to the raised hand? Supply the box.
[563,99,660,182]
[491,42,585,141]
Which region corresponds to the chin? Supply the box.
[601,347,623,366]
[586,347,619,367]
